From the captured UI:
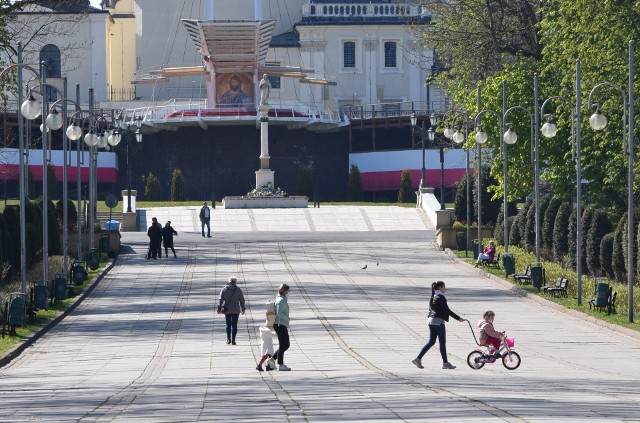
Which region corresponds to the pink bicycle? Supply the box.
[465,320,521,370]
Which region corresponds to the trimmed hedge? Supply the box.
[347,164,364,201]
[398,169,414,203]
[453,172,475,224]
[543,198,562,250]
[524,201,537,252]
[586,210,612,276]
[553,202,571,263]
[612,214,627,282]
[600,232,615,280]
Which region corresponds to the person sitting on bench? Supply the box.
[474,241,496,267]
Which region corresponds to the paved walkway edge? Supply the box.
[444,248,640,342]
[0,259,117,369]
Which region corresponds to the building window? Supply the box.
[343,42,356,68]
[384,42,397,68]
[265,63,281,89]
[40,44,61,101]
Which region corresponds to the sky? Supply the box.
[89,0,101,8]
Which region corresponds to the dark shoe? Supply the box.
[232,341,236,345]
[174,255,177,258]
[202,234,205,237]
[265,363,274,371]
[256,364,264,372]
[153,257,157,260]
[226,339,231,344]
[207,235,212,238]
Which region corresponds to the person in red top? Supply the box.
[477,310,504,356]
[474,240,496,267]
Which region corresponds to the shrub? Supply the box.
[36,199,62,256]
[55,199,78,230]
[600,232,615,279]
[453,172,474,224]
[473,166,501,226]
[346,164,364,201]
[46,165,61,201]
[2,205,19,269]
[509,212,522,247]
[638,222,640,280]
[494,207,504,246]
[542,198,562,250]
[518,200,532,244]
[144,172,163,201]
[552,202,571,262]
[612,214,627,281]
[621,207,640,279]
[397,169,414,203]
[586,210,613,276]
[524,201,537,252]
[581,207,595,273]
[567,206,577,268]
[170,168,186,201]
[295,166,314,198]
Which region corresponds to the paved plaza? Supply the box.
[1,207,640,422]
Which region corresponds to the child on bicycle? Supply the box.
[477,310,504,356]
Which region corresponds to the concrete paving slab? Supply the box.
[1,209,639,421]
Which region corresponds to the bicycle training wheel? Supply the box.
[502,351,521,370]
[467,351,485,369]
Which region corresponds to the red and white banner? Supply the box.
[0,148,118,183]
[349,149,473,191]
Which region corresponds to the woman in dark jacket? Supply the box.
[161,221,178,258]
[217,276,246,345]
[412,281,465,370]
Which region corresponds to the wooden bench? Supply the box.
[480,252,501,269]
[546,278,569,297]
[513,265,531,284]
[543,277,563,294]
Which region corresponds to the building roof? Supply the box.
[298,1,429,26]
[270,31,300,48]
[16,1,106,13]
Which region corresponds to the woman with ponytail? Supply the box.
[412,281,465,370]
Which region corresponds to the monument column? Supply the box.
[255,74,274,188]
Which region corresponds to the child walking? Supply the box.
[256,300,277,372]
[477,310,504,356]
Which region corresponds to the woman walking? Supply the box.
[161,221,178,258]
[412,281,465,370]
[271,284,291,371]
[217,276,245,345]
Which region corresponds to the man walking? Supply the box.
[200,201,212,238]
[147,217,163,259]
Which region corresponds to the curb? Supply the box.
[0,258,117,369]
[443,248,640,342]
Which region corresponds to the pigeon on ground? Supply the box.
[376,261,379,266]
[361,265,367,270]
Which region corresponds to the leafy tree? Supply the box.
[567,205,577,268]
[524,200,537,252]
[473,166,501,227]
[144,172,162,201]
[2,205,19,270]
[170,168,186,201]
[46,165,61,201]
[580,207,595,273]
[509,212,522,248]
[295,166,314,199]
[542,198,562,250]
[346,164,363,202]
[600,233,615,280]
[398,169,414,203]
[586,210,613,276]
[56,198,77,230]
[493,199,518,246]
[453,172,475,224]
[552,202,571,263]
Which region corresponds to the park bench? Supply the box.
[479,252,501,269]
[546,278,569,297]
[543,277,563,294]
[587,286,617,315]
[513,265,531,284]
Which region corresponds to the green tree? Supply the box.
[144,172,162,201]
[170,168,186,201]
[612,214,627,282]
[553,202,571,263]
[56,199,78,230]
[397,169,414,203]
[543,198,562,251]
[346,164,363,202]
[2,205,19,270]
[509,212,522,248]
[567,205,577,267]
[524,200,537,252]
[453,172,475,224]
[295,166,314,199]
[46,165,61,200]
[600,233,615,280]
[586,210,613,276]
[473,166,501,227]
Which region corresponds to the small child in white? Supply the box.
[256,299,277,372]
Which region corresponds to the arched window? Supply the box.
[40,44,61,101]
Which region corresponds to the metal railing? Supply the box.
[303,2,427,18]
[342,101,449,121]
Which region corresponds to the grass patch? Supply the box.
[451,248,640,331]
[0,256,109,357]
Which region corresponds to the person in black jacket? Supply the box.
[412,281,465,370]
[146,217,163,260]
[162,221,178,258]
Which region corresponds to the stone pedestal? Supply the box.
[121,212,137,232]
[255,169,275,189]
[121,190,138,213]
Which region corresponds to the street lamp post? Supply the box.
[114,113,143,213]
[586,40,635,323]
[444,111,471,255]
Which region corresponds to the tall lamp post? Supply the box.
[586,40,635,323]
[0,43,43,294]
[444,111,471,255]
[411,113,427,189]
[114,112,143,212]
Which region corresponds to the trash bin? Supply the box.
[456,233,466,251]
[104,220,120,232]
[72,261,86,286]
[530,264,543,290]
[34,281,48,310]
[88,248,99,270]
[100,234,110,254]
[595,282,609,308]
[8,293,26,327]
[471,239,479,260]
[54,274,67,301]
[502,253,515,276]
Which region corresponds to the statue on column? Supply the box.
[259,73,271,107]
